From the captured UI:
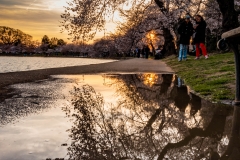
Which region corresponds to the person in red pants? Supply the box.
[193,15,209,59]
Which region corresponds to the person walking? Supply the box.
[193,15,209,59]
[177,15,193,61]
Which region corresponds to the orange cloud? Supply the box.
[0,0,117,43]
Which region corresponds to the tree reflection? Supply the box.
[66,74,233,160]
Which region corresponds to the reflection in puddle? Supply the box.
[0,74,237,159]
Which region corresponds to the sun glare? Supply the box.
[139,73,159,87]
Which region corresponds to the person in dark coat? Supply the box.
[193,15,209,59]
[135,47,140,58]
[177,15,193,61]
[143,45,150,59]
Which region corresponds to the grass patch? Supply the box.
[163,52,236,102]
[219,65,235,72]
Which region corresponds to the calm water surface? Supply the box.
[0,74,238,160]
[0,56,117,73]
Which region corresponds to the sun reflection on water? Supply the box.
[138,73,159,87]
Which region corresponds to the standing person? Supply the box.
[177,15,193,61]
[139,47,143,58]
[135,47,139,58]
[146,45,150,59]
[143,45,150,59]
[193,15,209,59]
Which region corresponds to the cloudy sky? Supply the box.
[0,0,116,43]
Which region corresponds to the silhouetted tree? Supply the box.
[0,26,32,45]
[41,35,50,45]
[57,39,66,46]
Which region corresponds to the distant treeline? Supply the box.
[0,26,163,59]
[0,26,32,46]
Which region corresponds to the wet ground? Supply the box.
[0,74,238,160]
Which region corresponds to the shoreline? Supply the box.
[0,58,174,102]
[162,53,236,103]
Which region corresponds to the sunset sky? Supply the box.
[0,0,117,43]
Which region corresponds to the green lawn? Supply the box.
[162,52,236,102]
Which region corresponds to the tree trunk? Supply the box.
[216,0,239,32]
[162,28,176,56]
[154,0,167,13]
[154,0,176,56]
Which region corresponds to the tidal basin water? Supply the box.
[0,74,237,160]
[0,56,117,73]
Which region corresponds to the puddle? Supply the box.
[0,74,237,159]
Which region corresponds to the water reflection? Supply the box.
[0,74,238,160]
[221,105,240,159]
[0,78,63,126]
[139,73,160,87]
[0,78,72,160]
[65,74,234,160]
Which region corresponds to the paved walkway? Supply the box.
[0,58,174,101]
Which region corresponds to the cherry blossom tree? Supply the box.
[111,4,165,54]
[61,0,239,56]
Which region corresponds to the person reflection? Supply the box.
[172,77,190,112]
[160,74,173,95]
[172,77,202,116]
[177,77,183,87]
[66,75,236,160]
[189,93,202,116]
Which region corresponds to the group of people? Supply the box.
[155,45,166,59]
[135,45,151,59]
[135,45,166,59]
[177,14,209,61]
